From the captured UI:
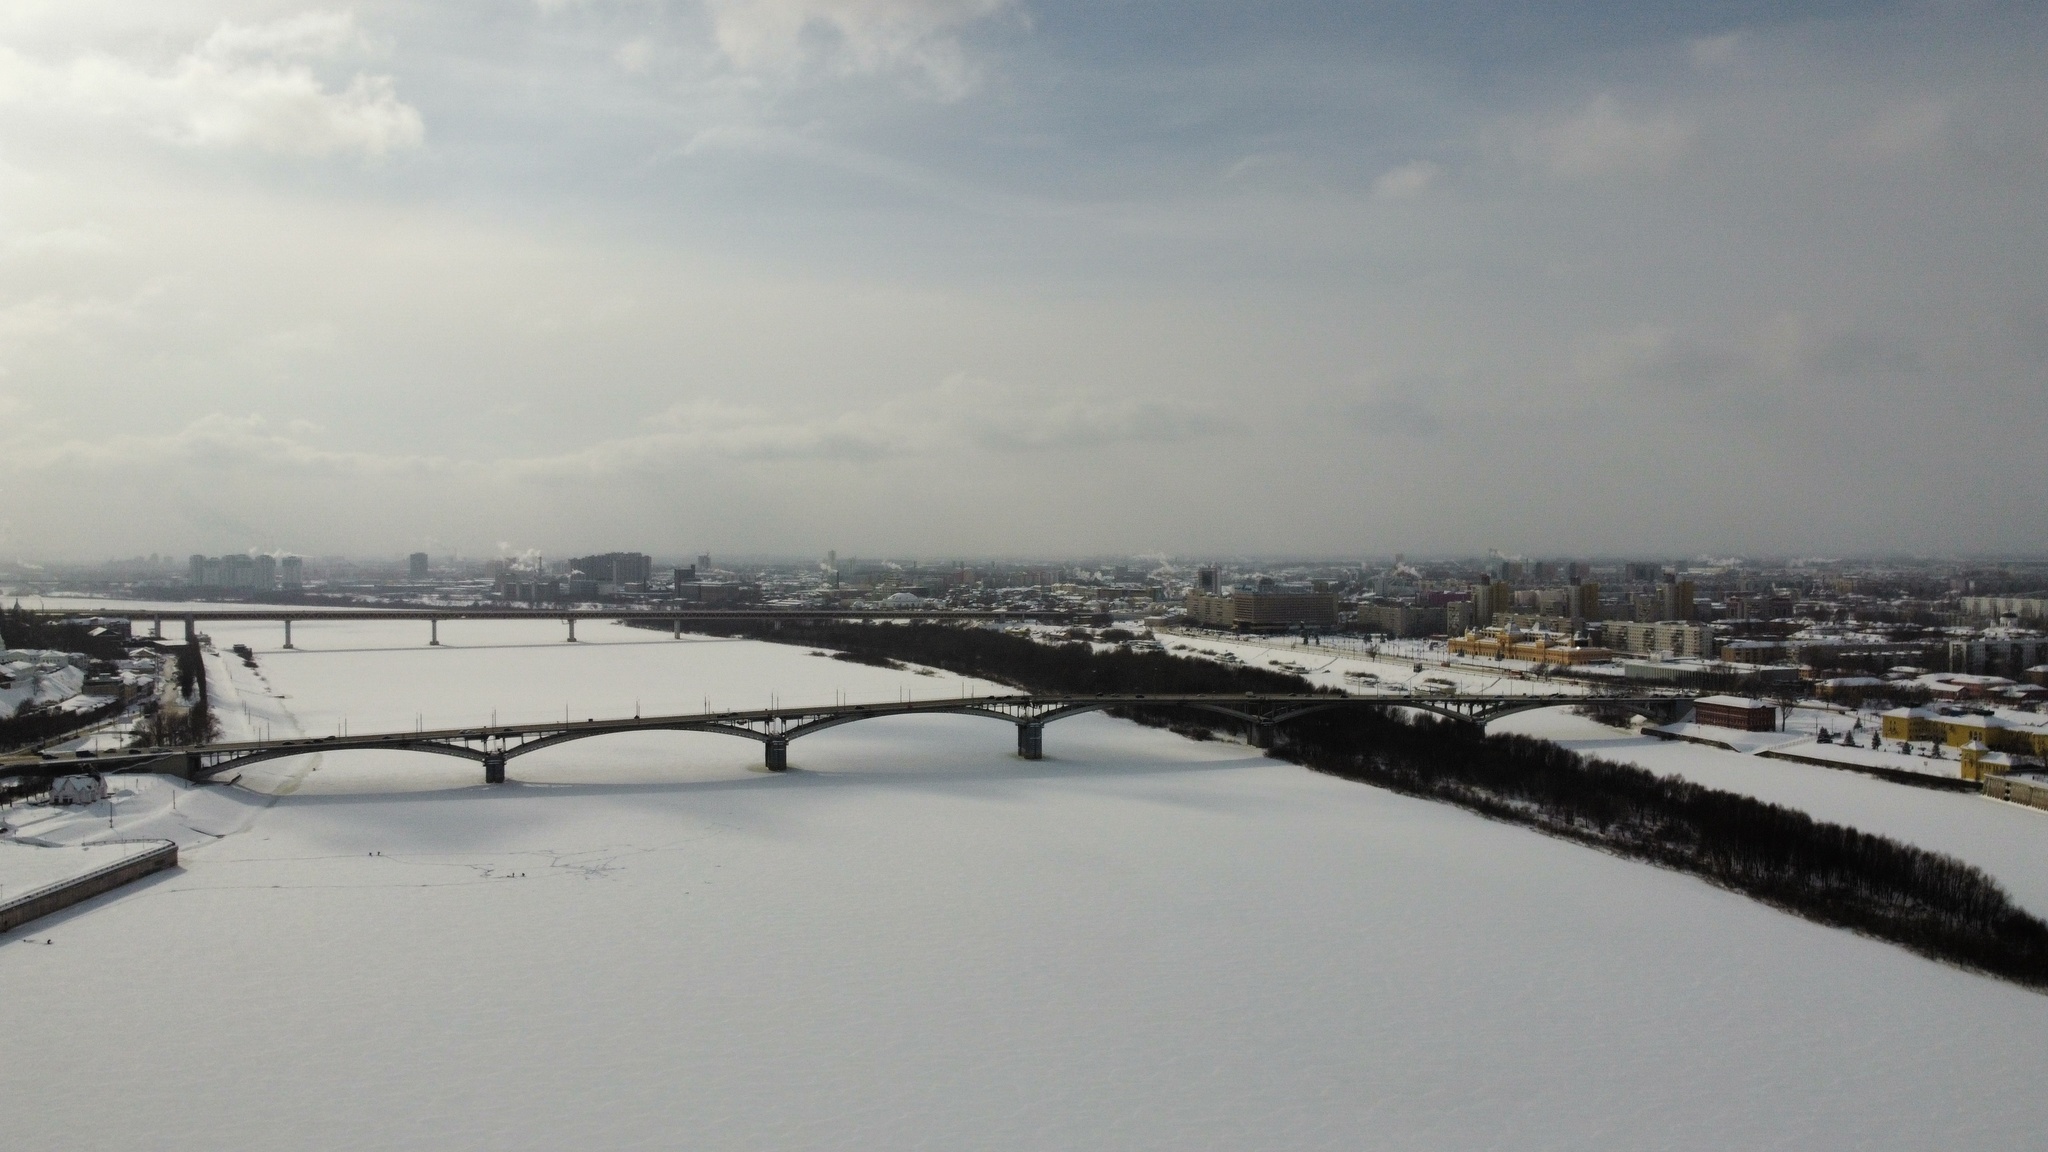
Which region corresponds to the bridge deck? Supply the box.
[1,692,1693,779]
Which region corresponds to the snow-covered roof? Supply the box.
[1696,695,1772,709]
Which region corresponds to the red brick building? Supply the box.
[1694,695,1777,732]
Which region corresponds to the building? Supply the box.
[1694,695,1777,732]
[1599,620,1715,659]
[408,552,430,579]
[1982,772,2048,810]
[1195,566,1220,594]
[1444,601,1475,633]
[280,556,303,589]
[1355,603,1445,638]
[1446,627,1612,666]
[186,553,276,591]
[671,582,757,606]
[1569,580,1600,621]
[1184,588,1338,631]
[500,577,561,604]
[1470,580,1510,628]
[1947,635,2048,676]
[1881,706,2048,758]
[697,553,712,572]
[1958,742,2045,783]
[672,565,698,588]
[1657,575,1696,621]
[1960,596,2048,622]
[568,552,654,592]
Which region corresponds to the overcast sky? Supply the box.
[0,1,2042,562]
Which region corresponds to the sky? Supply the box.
[0,0,2043,562]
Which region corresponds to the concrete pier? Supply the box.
[764,738,788,771]
[484,753,506,784]
[1017,722,1044,760]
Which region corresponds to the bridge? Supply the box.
[23,606,1078,647]
[0,692,1694,783]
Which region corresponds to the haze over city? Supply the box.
[2,1,2044,560]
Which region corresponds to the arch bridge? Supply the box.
[1,693,1693,784]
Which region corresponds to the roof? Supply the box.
[1696,695,1772,709]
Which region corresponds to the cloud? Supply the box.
[629,376,1219,466]
[614,38,655,74]
[1371,159,1442,200]
[1835,101,1948,161]
[1518,95,1692,179]
[0,379,1218,487]
[1689,32,1742,70]
[5,413,462,475]
[1572,315,1927,405]
[702,0,1016,98]
[0,11,423,158]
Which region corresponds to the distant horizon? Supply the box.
[9,550,2048,572]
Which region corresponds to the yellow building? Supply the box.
[1447,628,1612,667]
[1881,708,2048,757]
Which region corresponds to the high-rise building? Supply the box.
[1569,579,1600,621]
[1471,579,1511,627]
[697,553,713,572]
[568,552,653,590]
[1656,575,1696,621]
[1196,566,1220,594]
[408,552,430,579]
[281,556,304,589]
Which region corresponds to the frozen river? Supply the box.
[2,610,2046,1150]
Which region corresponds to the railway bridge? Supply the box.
[0,692,1694,784]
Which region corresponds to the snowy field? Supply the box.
[1496,708,2048,916]
[2,608,2047,1148]
[1158,628,1589,698]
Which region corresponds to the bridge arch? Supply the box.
[193,739,488,780]
[781,705,1021,741]
[498,722,772,761]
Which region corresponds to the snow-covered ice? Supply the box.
[2,611,2046,1149]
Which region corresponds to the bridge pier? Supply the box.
[1250,721,1277,749]
[672,618,681,639]
[183,615,195,643]
[150,616,162,640]
[566,618,578,642]
[283,619,293,649]
[429,618,439,646]
[764,738,788,772]
[1017,721,1044,760]
[483,753,506,785]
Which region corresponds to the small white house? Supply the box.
[50,774,108,806]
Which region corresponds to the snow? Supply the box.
[0,838,164,903]
[1158,628,1590,698]
[1646,720,1966,780]
[2,609,2047,1147]
[1496,707,2048,916]
[0,652,86,719]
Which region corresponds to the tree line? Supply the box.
[663,619,2048,990]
